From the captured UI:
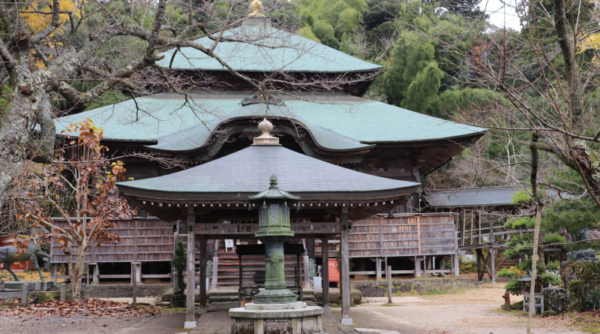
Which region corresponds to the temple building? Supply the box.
[49,2,486,327]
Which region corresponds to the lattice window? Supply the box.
[268,204,281,225]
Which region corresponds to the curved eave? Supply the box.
[145,115,374,154]
[165,68,382,74]
[360,131,488,146]
[117,185,419,202]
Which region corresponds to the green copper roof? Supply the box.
[156,24,381,73]
[55,92,486,151]
[117,145,419,196]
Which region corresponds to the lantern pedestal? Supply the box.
[230,302,324,334]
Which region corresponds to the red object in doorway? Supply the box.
[328,259,339,283]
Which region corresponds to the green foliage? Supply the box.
[504,216,534,230]
[511,190,532,204]
[511,300,523,310]
[31,292,49,304]
[546,261,560,272]
[171,241,187,294]
[540,272,561,286]
[505,280,524,296]
[543,309,557,316]
[458,255,477,273]
[586,290,600,310]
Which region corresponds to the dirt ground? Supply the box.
[0,283,594,334]
[343,282,587,334]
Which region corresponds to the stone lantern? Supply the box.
[249,174,300,304]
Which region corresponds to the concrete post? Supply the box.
[303,255,311,288]
[93,264,99,285]
[50,263,57,283]
[490,247,496,283]
[454,252,460,276]
[376,257,382,280]
[60,284,67,302]
[21,283,28,307]
[131,263,137,308]
[0,280,4,291]
[386,266,392,304]
[184,209,196,329]
[340,207,352,325]
[211,256,219,290]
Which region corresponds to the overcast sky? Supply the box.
[480,0,522,30]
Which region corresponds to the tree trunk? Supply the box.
[72,242,87,300]
[0,68,54,207]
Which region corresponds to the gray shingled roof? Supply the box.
[117,145,419,199]
[424,186,519,208]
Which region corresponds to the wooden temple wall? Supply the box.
[349,213,456,258]
[50,217,175,264]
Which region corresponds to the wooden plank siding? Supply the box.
[50,218,174,263]
[348,213,456,258]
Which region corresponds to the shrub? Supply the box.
[585,290,600,310]
[540,272,562,286]
[511,300,523,310]
[505,280,524,296]
[543,309,556,316]
[31,292,49,304]
[546,261,560,272]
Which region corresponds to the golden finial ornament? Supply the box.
[249,0,265,17]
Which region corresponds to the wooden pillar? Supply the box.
[184,208,196,329]
[477,212,482,244]
[305,238,315,260]
[461,210,466,246]
[340,207,352,325]
[173,232,179,290]
[490,216,496,283]
[476,249,483,282]
[322,237,330,309]
[490,247,496,283]
[470,211,474,245]
[199,237,207,310]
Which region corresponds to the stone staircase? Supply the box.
[215,251,302,288]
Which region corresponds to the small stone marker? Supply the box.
[0,280,5,291]
[60,284,67,302]
[21,283,29,307]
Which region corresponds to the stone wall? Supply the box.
[84,284,171,298]
[351,278,479,297]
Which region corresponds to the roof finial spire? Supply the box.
[253,118,280,145]
[249,0,265,17]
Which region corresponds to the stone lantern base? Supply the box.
[229,302,323,334]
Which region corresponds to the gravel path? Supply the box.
[346,282,585,334]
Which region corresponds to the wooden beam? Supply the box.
[340,208,352,325]
[470,211,474,245]
[199,237,207,310]
[461,210,466,246]
[417,216,422,255]
[322,236,330,308]
[185,208,196,329]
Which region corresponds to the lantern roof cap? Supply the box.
[248,174,301,201]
